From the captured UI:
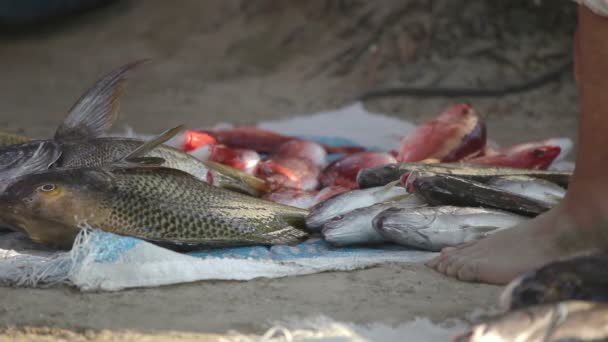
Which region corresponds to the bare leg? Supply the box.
[426,6,608,285]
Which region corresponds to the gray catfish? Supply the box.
[408,172,553,216]
[0,60,265,195]
[0,60,146,178]
[357,162,571,188]
[454,301,608,342]
[0,138,308,250]
[321,198,425,246]
[373,206,526,252]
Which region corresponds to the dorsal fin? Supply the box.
[120,125,184,162]
[54,59,150,141]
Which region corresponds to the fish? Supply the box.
[262,185,349,209]
[181,130,217,152]
[0,151,309,250]
[373,206,526,252]
[322,197,426,246]
[189,144,261,175]
[0,60,146,179]
[256,157,320,191]
[0,141,62,194]
[486,176,565,206]
[305,185,410,229]
[0,60,264,196]
[397,103,486,162]
[0,131,31,147]
[468,140,561,170]
[407,172,553,216]
[454,301,608,342]
[194,127,365,154]
[202,160,269,196]
[321,151,397,188]
[500,254,608,311]
[274,139,327,168]
[356,162,572,189]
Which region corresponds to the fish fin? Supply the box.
[121,125,185,161]
[260,226,308,245]
[1,141,62,178]
[202,160,270,193]
[376,179,401,193]
[54,59,149,141]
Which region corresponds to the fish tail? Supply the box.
[261,226,308,245]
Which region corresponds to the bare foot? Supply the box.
[425,6,608,285]
[425,204,599,285]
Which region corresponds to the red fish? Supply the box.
[182,131,216,152]
[467,142,561,170]
[193,127,365,154]
[190,144,261,175]
[262,186,349,209]
[256,157,320,191]
[397,103,486,162]
[274,139,327,168]
[321,151,397,188]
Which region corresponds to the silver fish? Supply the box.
[487,176,565,206]
[321,198,425,246]
[454,301,608,342]
[373,206,526,252]
[305,185,413,229]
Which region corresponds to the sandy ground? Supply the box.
[0,0,579,340]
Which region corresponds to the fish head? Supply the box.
[501,143,562,170]
[0,168,114,248]
[437,103,475,122]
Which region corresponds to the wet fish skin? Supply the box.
[263,185,349,209]
[274,139,327,168]
[190,144,261,175]
[356,162,572,189]
[57,138,266,196]
[454,301,608,342]
[0,164,309,250]
[468,143,561,170]
[373,206,525,252]
[322,198,425,246]
[197,127,364,154]
[410,172,553,216]
[321,151,397,189]
[305,185,410,229]
[397,103,486,162]
[487,176,565,206]
[500,254,608,311]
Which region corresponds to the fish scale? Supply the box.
[0,165,309,250]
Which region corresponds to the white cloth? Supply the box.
[573,0,608,17]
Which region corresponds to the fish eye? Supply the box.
[38,184,56,192]
[330,215,344,222]
[36,183,62,197]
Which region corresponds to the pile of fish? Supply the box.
[0,61,311,250]
[0,59,573,253]
[455,253,608,341]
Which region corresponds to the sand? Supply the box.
[0,0,578,340]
